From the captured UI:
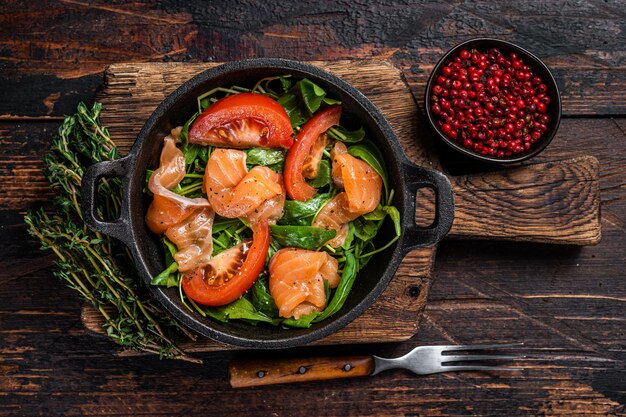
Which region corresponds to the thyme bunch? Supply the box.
[24,103,199,363]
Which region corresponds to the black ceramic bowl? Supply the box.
[425,38,562,165]
[81,59,454,349]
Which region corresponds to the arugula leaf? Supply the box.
[281,312,319,328]
[163,237,178,265]
[348,140,389,197]
[299,79,326,114]
[362,204,401,236]
[279,76,293,92]
[327,126,365,143]
[363,205,386,221]
[150,262,179,288]
[252,278,278,317]
[383,205,401,236]
[270,225,336,250]
[353,217,379,241]
[181,143,202,167]
[306,160,331,188]
[279,193,332,226]
[277,78,331,128]
[278,90,308,128]
[197,145,210,167]
[267,161,284,172]
[246,148,285,166]
[322,96,341,105]
[179,111,199,144]
[341,221,355,250]
[213,217,245,233]
[205,296,281,325]
[324,279,331,304]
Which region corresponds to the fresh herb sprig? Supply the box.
[24,103,198,362]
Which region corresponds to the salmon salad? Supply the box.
[145,76,400,328]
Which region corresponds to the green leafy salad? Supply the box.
[147,75,401,328]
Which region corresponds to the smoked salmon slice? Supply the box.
[269,248,340,319]
[146,133,215,273]
[164,207,215,272]
[146,134,211,234]
[204,148,285,223]
[313,142,382,247]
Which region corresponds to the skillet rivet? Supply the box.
[298,366,307,374]
[343,364,352,372]
[257,371,265,378]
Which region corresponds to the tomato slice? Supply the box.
[284,106,341,201]
[189,93,294,149]
[181,219,270,306]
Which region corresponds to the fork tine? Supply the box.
[442,354,525,363]
[443,365,524,372]
[441,343,524,352]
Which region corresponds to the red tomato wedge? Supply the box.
[181,219,270,306]
[189,93,294,149]
[284,105,341,201]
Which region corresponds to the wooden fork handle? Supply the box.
[229,355,374,388]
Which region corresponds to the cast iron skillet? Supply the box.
[81,59,454,349]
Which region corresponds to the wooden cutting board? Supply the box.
[82,60,601,352]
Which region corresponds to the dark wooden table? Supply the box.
[1,1,625,416]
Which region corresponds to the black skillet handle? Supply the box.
[401,162,454,252]
[81,156,133,247]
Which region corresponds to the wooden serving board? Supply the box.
[82,61,601,352]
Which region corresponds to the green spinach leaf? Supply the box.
[306,160,331,188]
[341,221,356,250]
[363,205,386,221]
[179,111,199,144]
[205,297,280,326]
[163,237,177,265]
[383,205,401,236]
[277,90,307,128]
[246,148,285,166]
[299,79,326,114]
[181,143,202,167]
[281,312,319,328]
[327,126,365,143]
[279,193,332,226]
[150,262,179,288]
[252,278,278,317]
[277,78,332,128]
[270,225,336,250]
[213,218,245,234]
[353,217,379,241]
[279,76,293,92]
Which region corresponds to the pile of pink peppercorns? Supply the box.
[430,47,550,158]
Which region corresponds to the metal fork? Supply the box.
[229,343,525,387]
[372,342,525,375]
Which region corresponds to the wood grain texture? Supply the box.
[1,1,625,416]
[447,156,601,244]
[229,355,374,388]
[1,1,625,118]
